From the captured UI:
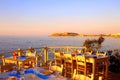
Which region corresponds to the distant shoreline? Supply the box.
[51,32,120,37]
[51,32,79,36]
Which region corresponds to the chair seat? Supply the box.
[24,65,31,69]
[2,64,16,72]
[50,66,62,73]
[77,62,85,65]
[65,60,72,63]
[50,66,58,71]
[40,70,53,75]
[74,74,91,80]
[6,76,18,80]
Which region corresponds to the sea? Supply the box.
[0,36,120,54]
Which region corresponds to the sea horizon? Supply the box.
[0,36,120,54]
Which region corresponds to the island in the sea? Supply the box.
[51,32,79,36]
[51,32,120,37]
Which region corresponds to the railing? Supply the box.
[0,46,87,64]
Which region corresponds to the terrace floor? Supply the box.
[0,64,120,80]
[108,71,120,80]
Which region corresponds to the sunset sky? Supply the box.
[0,0,120,36]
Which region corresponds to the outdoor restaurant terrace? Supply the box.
[0,46,120,80]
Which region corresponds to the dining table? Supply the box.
[73,54,109,80]
[4,56,36,70]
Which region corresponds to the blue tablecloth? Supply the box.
[17,56,27,60]
[77,54,98,58]
[7,68,50,79]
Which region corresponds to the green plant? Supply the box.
[83,36,105,51]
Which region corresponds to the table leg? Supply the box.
[92,59,96,80]
[105,58,109,80]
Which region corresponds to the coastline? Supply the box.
[51,32,120,38]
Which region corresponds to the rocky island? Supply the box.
[51,32,79,36]
[51,32,120,37]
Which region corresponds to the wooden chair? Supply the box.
[96,51,108,79]
[26,49,36,57]
[76,55,92,80]
[76,55,86,75]
[2,63,17,72]
[50,52,63,75]
[0,56,17,72]
[85,51,93,55]
[63,53,73,78]
[23,60,32,69]
[54,52,63,67]
[96,51,107,57]
[50,64,63,74]
[17,48,24,56]
[72,69,93,80]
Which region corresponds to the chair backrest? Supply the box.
[0,55,3,65]
[26,50,36,57]
[85,51,92,55]
[76,55,86,62]
[54,52,62,66]
[96,51,107,57]
[76,55,87,75]
[1,56,5,66]
[17,49,24,56]
[54,52,61,59]
[63,53,72,61]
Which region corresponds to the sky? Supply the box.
[0,0,120,36]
